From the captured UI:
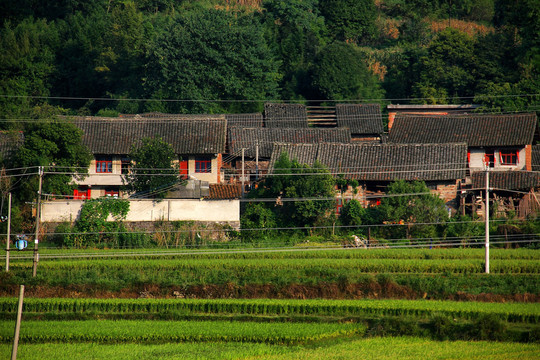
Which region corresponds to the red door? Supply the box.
[179,160,189,179]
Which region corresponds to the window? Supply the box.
[96,156,112,173]
[484,150,495,168]
[121,157,130,174]
[500,150,519,165]
[336,198,351,215]
[195,157,212,173]
[104,189,119,198]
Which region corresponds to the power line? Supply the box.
[0,93,538,103]
[3,238,538,261]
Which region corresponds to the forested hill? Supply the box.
[0,0,538,119]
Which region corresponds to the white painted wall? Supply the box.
[40,199,240,223]
[468,147,526,173]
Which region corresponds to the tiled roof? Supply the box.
[205,184,242,199]
[335,104,383,135]
[120,113,225,120]
[472,171,540,190]
[228,128,351,158]
[225,113,264,128]
[71,117,226,155]
[388,113,537,147]
[0,131,23,159]
[269,142,468,181]
[264,103,308,128]
[532,146,540,171]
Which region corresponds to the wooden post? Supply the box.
[255,142,259,181]
[11,284,24,360]
[485,168,490,274]
[32,166,43,277]
[5,192,11,272]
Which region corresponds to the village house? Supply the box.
[71,116,227,199]
[268,142,468,212]
[387,112,540,217]
[388,113,538,173]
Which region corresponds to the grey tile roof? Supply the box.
[264,103,308,128]
[228,128,351,158]
[0,131,23,160]
[121,113,225,120]
[389,113,537,147]
[225,113,264,128]
[335,104,383,135]
[71,117,226,155]
[472,171,540,190]
[532,145,540,171]
[269,142,468,181]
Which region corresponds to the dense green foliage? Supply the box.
[242,153,336,238]
[0,0,536,114]
[124,136,180,198]
[58,198,130,248]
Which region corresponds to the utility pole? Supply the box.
[5,192,11,272]
[241,148,245,197]
[32,166,43,277]
[485,167,490,274]
[11,284,24,360]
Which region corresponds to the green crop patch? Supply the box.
[0,320,364,345]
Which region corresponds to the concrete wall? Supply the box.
[40,199,240,223]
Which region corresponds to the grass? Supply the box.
[0,337,538,360]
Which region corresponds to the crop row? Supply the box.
[8,258,540,274]
[0,320,363,345]
[0,298,537,323]
[23,248,540,261]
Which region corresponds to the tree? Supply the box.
[247,152,335,228]
[378,180,448,243]
[262,0,326,100]
[124,137,179,198]
[13,120,92,199]
[311,42,384,101]
[319,0,378,43]
[412,28,477,103]
[0,18,58,123]
[144,8,280,113]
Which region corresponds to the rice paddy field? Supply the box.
[1,247,539,359]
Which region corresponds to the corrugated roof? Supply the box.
[472,171,540,190]
[389,113,537,147]
[228,128,351,158]
[269,142,468,181]
[71,117,227,155]
[264,103,308,128]
[335,104,383,135]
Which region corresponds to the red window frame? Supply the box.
[195,157,211,173]
[499,150,519,165]
[336,198,351,215]
[96,157,113,173]
[73,188,91,200]
[104,189,119,197]
[484,152,495,168]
